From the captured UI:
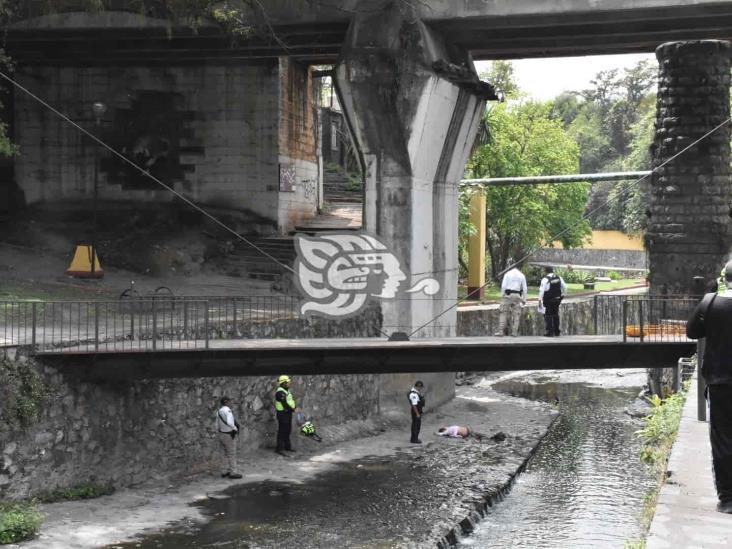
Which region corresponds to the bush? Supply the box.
[37,481,115,503]
[555,267,590,285]
[607,270,622,280]
[0,502,43,544]
[523,264,544,286]
[636,388,687,466]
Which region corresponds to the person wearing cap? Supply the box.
[274,375,297,456]
[538,266,567,337]
[216,396,242,479]
[409,381,425,444]
[494,260,528,337]
[688,260,732,514]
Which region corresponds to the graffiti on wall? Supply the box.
[302,178,317,200]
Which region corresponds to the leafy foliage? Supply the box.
[466,100,590,280]
[0,358,49,431]
[37,481,115,503]
[0,502,42,544]
[636,388,687,467]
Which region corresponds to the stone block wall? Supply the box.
[0,349,379,499]
[12,59,319,233]
[646,40,732,295]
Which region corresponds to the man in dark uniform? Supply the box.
[409,380,425,444]
[274,375,297,456]
[539,266,567,337]
[687,260,732,513]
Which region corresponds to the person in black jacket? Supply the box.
[687,260,732,514]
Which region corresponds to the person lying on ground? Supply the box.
[437,425,470,438]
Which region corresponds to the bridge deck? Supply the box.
[37,335,696,379]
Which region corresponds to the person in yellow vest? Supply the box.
[275,375,297,456]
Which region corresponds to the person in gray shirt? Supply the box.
[216,396,242,479]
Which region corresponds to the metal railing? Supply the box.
[0,294,696,353]
[0,295,302,352]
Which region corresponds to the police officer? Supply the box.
[688,260,732,513]
[409,380,425,444]
[538,266,567,337]
[274,375,296,456]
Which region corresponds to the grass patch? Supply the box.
[629,382,690,544]
[0,502,43,544]
[37,481,115,503]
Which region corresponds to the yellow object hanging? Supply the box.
[65,244,104,278]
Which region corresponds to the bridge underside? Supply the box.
[6,3,732,63]
[36,336,695,379]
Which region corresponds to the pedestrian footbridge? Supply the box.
[0,295,697,379]
[36,335,694,380]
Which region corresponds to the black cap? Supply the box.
[220,396,231,406]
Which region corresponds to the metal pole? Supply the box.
[639,300,645,342]
[622,299,628,343]
[460,171,651,187]
[698,339,707,421]
[152,299,157,351]
[91,149,98,277]
[94,302,99,352]
[183,300,189,340]
[31,302,37,349]
[204,301,210,349]
[593,295,598,335]
[232,297,237,336]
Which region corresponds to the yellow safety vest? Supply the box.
[275,386,296,412]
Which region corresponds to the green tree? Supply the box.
[466,101,591,280]
[480,60,519,99]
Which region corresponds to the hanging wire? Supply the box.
[407,115,732,338]
[0,71,295,275]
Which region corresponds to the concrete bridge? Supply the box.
[7,0,732,62]
[37,335,694,379]
[1,1,731,346]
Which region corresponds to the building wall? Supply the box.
[277,58,319,232]
[12,60,318,232]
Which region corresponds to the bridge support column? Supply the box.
[335,3,493,340]
[647,40,732,295]
[467,190,486,299]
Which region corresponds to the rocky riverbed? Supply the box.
[18,378,557,549]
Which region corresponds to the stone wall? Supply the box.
[646,40,732,296]
[12,59,318,233]
[529,248,647,271]
[0,348,379,500]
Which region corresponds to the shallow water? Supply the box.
[461,370,654,548]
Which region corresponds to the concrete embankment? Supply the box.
[16,378,557,549]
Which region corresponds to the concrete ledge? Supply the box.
[647,374,732,548]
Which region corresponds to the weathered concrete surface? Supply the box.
[14,378,557,549]
[13,58,318,234]
[8,1,732,60]
[647,374,732,548]
[646,40,732,296]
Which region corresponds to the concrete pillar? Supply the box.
[334,3,494,410]
[335,4,491,338]
[467,190,486,299]
[646,40,732,296]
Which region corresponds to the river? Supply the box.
[461,369,655,548]
[103,369,654,549]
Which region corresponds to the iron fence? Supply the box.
[0,294,698,353]
[0,295,302,352]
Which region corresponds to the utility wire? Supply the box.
[0,71,296,275]
[407,116,732,338]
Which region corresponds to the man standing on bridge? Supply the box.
[274,375,297,456]
[494,260,528,337]
[687,260,732,514]
[538,266,567,337]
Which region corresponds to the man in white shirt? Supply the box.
[216,396,242,479]
[538,266,567,337]
[494,261,528,337]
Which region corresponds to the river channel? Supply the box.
[462,369,655,547]
[105,369,654,549]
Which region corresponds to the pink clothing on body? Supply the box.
[439,425,469,438]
